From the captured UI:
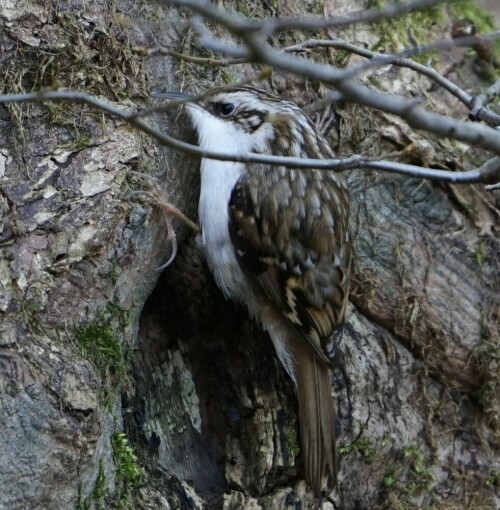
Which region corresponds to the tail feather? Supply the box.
[294,340,337,495]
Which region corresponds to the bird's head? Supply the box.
[157,86,330,158]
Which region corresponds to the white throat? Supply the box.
[187,105,249,302]
[199,157,243,261]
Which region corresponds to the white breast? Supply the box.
[186,101,293,368]
[198,158,249,302]
[187,104,256,309]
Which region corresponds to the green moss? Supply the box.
[383,443,435,501]
[475,242,485,266]
[73,302,140,510]
[76,460,107,510]
[20,295,45,335]
[92,460,107,510]
[310,0,323,14]
[383,469,397,488]
[76,434,144,510]
[371,0,443,56]
[370,0,498,75]
[76,488,91,510]
[484,469,499,489]
[285,423,300,458]
[339,421,377,460]
[382,433,391,447]
[368,75,383,90]
[71,131,92,152]
[403,444,434,486]
[451,0,499,80]
[110,259,120,285]
[340,436,376,460]
[112,432,145,509]
[219,68,234,84]
[73,301,132,397]
[471,314,499,434]
[112,433,144,487]
[478,382,495,406]
[74,316,123,376]
[3,3,147,168]
[331,49,351,69]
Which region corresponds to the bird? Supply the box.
[165,86,351,496]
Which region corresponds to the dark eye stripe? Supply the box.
[209,102,267,133]
[236,110,266,132]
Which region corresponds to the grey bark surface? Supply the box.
[0,1,498,510]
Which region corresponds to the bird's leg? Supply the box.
[128,171,200,270]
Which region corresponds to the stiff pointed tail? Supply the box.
[293,340,337,495]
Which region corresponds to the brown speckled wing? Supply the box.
[228,164,351,364]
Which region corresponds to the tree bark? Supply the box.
[0,1,498,509]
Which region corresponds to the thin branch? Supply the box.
[485,182,500,191]
[165,0,445,36]
[170,0,500,155]
[0,90,498,184]
[368,156,500,183]
[132,46,248,66]
[469,79,500,124]
[334,32,500,81]
[264,0,445,34]
[132,30,500,128]
[191,14,250,59]
[285,37,500,127]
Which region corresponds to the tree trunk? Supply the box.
[0,1,498,509]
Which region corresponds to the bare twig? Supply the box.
[169,0,500,155]
[285,37,500,127]
[168,0,445,36]
[0,90,498,185]
[335,32,500,80]
[265,0,445,34]
[469,79,500,124]
[132,46,248,66]
[132,32,500,127]
[485,182,500,191]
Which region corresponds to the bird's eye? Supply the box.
[219,102,235,117]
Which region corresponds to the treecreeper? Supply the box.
[167,86,352,496]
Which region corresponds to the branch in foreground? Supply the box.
[336,32,500,82]
[265,0,445,34]
[286,37,500,128]
[0,90,498,185]
[132,46,248,66]
[171,0,500,156]
[167,0,446,35]
[469,79,500,125]
[134,32,500,128]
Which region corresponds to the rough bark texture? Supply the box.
[0,1,498,510]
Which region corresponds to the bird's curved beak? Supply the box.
[151,91,203,121]
[151,91,192,100]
